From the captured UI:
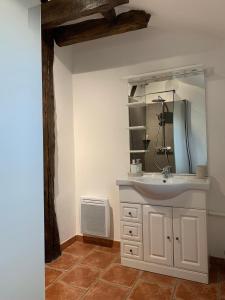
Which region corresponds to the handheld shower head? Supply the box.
[152,96,166,103]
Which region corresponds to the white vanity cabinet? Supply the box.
[118,186,209,284]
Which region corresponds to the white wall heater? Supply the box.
[80,197,110,238]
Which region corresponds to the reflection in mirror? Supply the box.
[128,72,207,174]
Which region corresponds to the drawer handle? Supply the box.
[128,212,132,216]
[129,249,133,254]
[129,230,133,235]
[176,237,179,241]
[167,236,171,240]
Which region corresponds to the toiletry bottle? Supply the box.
[196,165,207,179]
[130,159,137,174]
[136,159,142,173]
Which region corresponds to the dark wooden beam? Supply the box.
[54,10,151,47]
[42,29,61,263]
[42,0,129,29]
[102,8,116,22]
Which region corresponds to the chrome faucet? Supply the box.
[162,166,172,179]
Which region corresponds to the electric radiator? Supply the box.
[80,197,110,238]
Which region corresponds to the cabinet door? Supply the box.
[143,205,173,266]
[173,208,208,273]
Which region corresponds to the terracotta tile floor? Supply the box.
[46,241,225,300]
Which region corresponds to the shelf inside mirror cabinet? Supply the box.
[127,101,146,108]
[130,150,150,153]
[128,126,146,131]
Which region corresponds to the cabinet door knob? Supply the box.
[176,237,179,241]
[167,236,170,240]
[129,230,133,235]
[128,212,132,216]
[130,249,133,254]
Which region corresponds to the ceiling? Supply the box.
[64,0,225,73]
[119,0,225,38]
[68,0,225,38]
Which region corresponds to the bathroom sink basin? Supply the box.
[117,174,210,200]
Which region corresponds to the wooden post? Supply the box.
[42,30,61,263]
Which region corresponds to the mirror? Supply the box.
[128,71,207,174]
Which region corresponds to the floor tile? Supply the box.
[141,271,177,287]
[82,250,115,269]
[45,267,63,287]
[83,280,129,300]
[114,256,121,264]
[95,245,120,254]
[175,280,217,300]
[129,280,173,300]
[61,265,100,289]
[46,241,222,300]
[64,242,96,257]
[47,253,80,271]
[101,264,140,287]
[46,281,84,300]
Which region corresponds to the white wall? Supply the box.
[54,45,76,243]
[0,2,44,300]
[72,34,225,258]
[71,29,222,73]
[73,70,129,240]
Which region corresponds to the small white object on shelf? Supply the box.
[128,126,146,131]
[130,159,137,174]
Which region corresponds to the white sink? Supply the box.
[117,174,210,200]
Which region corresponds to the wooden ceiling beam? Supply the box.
[102,8,116,22]
[42,0,129,29]
[54,10,151,47]
[53,10,151,47]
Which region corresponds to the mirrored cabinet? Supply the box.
[128,69,207,174]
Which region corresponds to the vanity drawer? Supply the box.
[121,240,143,260]
[120,203,142,223]
[120,222,142,242]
